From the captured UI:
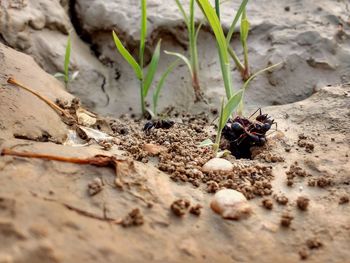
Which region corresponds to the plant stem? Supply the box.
[140,80,146,115]
[189,0,201,101]
[228,46,245,73]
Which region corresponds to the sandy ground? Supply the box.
[0,38,350,263]
[1,0,350,262]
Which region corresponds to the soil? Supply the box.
[1,1,350,261]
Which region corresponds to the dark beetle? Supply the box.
[143,119,175,132]
[222,109,275,159]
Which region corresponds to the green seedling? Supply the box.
[197,0,281,153]
[152,59,180,115]
[166,0,203,102]
[112,0,161,116]
[54,34,79,88]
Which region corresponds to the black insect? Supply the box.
[143,119,175,132]
[222,108,276,159]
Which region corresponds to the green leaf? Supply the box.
[112,31,142,80]
[242,62,282,91]
[164,50,193,76]
[221,89,244,127]
[153,59,179,114]
[215,0,220,19]
[140,0,147,68]
[198,138,214,147]
[240,11,250,43]
[143,39,162,97]
[194,21,204,44]
[216,149,230,158]
[174,0,189,25]
[196,0,233,99]
[64,35,71,83]
[226,0,249,43]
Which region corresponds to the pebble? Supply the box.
[202,158,233,172]
[143,143,167,155]
[210,189,252,220]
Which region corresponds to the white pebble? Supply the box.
[210,189,252,220]
[202,158,233,172]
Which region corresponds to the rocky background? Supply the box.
[1,0,350,115]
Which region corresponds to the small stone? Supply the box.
[296,196,310,211]
[210,189,252,220]
[202,158,233,173]
[143,143,167,155]
[87,178,103,196]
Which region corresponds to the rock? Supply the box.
[202,158,233,172]
[76,108,97,127]
[210,189,252,220]
[143,143,167,155]
[87,178,103,196]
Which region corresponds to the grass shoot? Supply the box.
[167,0,203,102]
[54,34,79,88]
[112,0,161,116]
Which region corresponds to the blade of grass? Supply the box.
[240,9,250,76]
[215,0,220,19]
[196,0,233,99]
[153,59,180,114]
[214,98,225,153]
[140,0,147,68]
[112,31,142,80]
[238,62,282,114]
[143,40,162,97]
[164,51,193,77]
[221,89,243,127]
[174,0,189,25]
[226,0,249,44]
[64,35,71,84]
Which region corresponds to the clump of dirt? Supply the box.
[189,204,203,216]
[203,164,273,199]
[171,199,191,217]
[121,208,144,227]
[308,176,333,188]
[296,196,310,211]
[280,212,294,227]
[286,162,311,186]
[299,248,309,260]
[306,238,323,249]
[262,198,273,210]
[339,195,349,204]
[111,114,275,199]
[297,134,315,153]
[274,194,289,205]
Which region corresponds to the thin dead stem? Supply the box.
[7,77,75,124]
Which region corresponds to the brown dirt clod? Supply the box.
[262,198,273,210]
[339,195,349,204]
[171,199,191,217]
[189,204,203,216]
[296,196,310,211]
[121,208,144,227]
[280,212,293,227]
